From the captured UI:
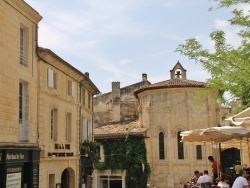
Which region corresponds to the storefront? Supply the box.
[0,147,40,188]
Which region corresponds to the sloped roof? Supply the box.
[37,47,100,94]
[134,78,206,98]
[94,121,148,140]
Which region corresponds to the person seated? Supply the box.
[217,176,230,188]
[190,170,200,184]
[197,170,213,188]
[235,161,242,177]
[232,169,249,188]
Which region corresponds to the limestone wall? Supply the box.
[94,80,150,127]
[0,0,41,144]
[138,87,220,187]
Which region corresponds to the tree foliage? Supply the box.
[176,0,250,106]
[95,137,151,188]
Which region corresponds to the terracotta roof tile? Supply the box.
[134,78,206,97]
[94,121,147,140]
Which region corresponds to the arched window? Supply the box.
[159,132,165,159]
[177,131,184,159]
[196,145,202,160]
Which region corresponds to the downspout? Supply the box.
[78,79,85,188]
[92,93,94,142]
[79,81,82,188]
[35,25,41,146]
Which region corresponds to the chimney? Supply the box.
[142,73,147,82]
[111,82,120,122]
[85,72,89,77]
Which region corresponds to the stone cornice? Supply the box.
[5,0,42,23]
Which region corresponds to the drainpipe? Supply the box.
[79,80,84,188]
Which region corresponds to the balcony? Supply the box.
[19,119,29,141]
[20,50,28,66]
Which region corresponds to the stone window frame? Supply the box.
[196,145,202,160]
[177,131,184,159]
[159,132,165,160]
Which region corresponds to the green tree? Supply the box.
[175,0,250,107]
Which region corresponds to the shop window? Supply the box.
[159,132,165,159]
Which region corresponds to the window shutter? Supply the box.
[100,145,104,162]
[24,83,29,122]
[68,80,72,95]
[54,109,58,141]
[81,117,87,142]
[88,120,92,140]
[72,81,75,97]
[48,69,54,88]
[66,113,72,142]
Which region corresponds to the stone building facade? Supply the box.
[134,62,220,187]
[37,47,99,188]
[94,74,151,127]
[0,1,99,188]
[0,0,42,187]
[93,62,221,188]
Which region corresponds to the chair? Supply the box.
[200,182,211,188]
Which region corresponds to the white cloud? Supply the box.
[214,19,241,47]
[119,59,131,65]
[214,19,230,29]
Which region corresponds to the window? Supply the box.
[88,120,92,140]
[47,69,56,88]
[81,87,85,105]
[81,117,87,142]
[19,81,29,123]
[20,27,28,66]
[68,80,75,96]
[100,175,122,188]
[88,93,91,109]
[196,145,202,160]
[100,145,104,162]
[177,131,184,159]
[50,109,57,140]
[159,132,165,159]
[66,113,71,142]
[19,81,29,141]
[49,174,55,188]
[81,118,92,142]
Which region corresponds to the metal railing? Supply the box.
[20,50,28,66]
[19,119,29,141]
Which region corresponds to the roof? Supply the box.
[37,47,100,94]
[134,78,206,98]
[94,121,148,140]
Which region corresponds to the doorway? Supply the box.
[221,148,240,172]
[61,169,70,188]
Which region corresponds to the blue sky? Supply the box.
[25,0,242,93]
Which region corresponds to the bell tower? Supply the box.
[170,61,187,79]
